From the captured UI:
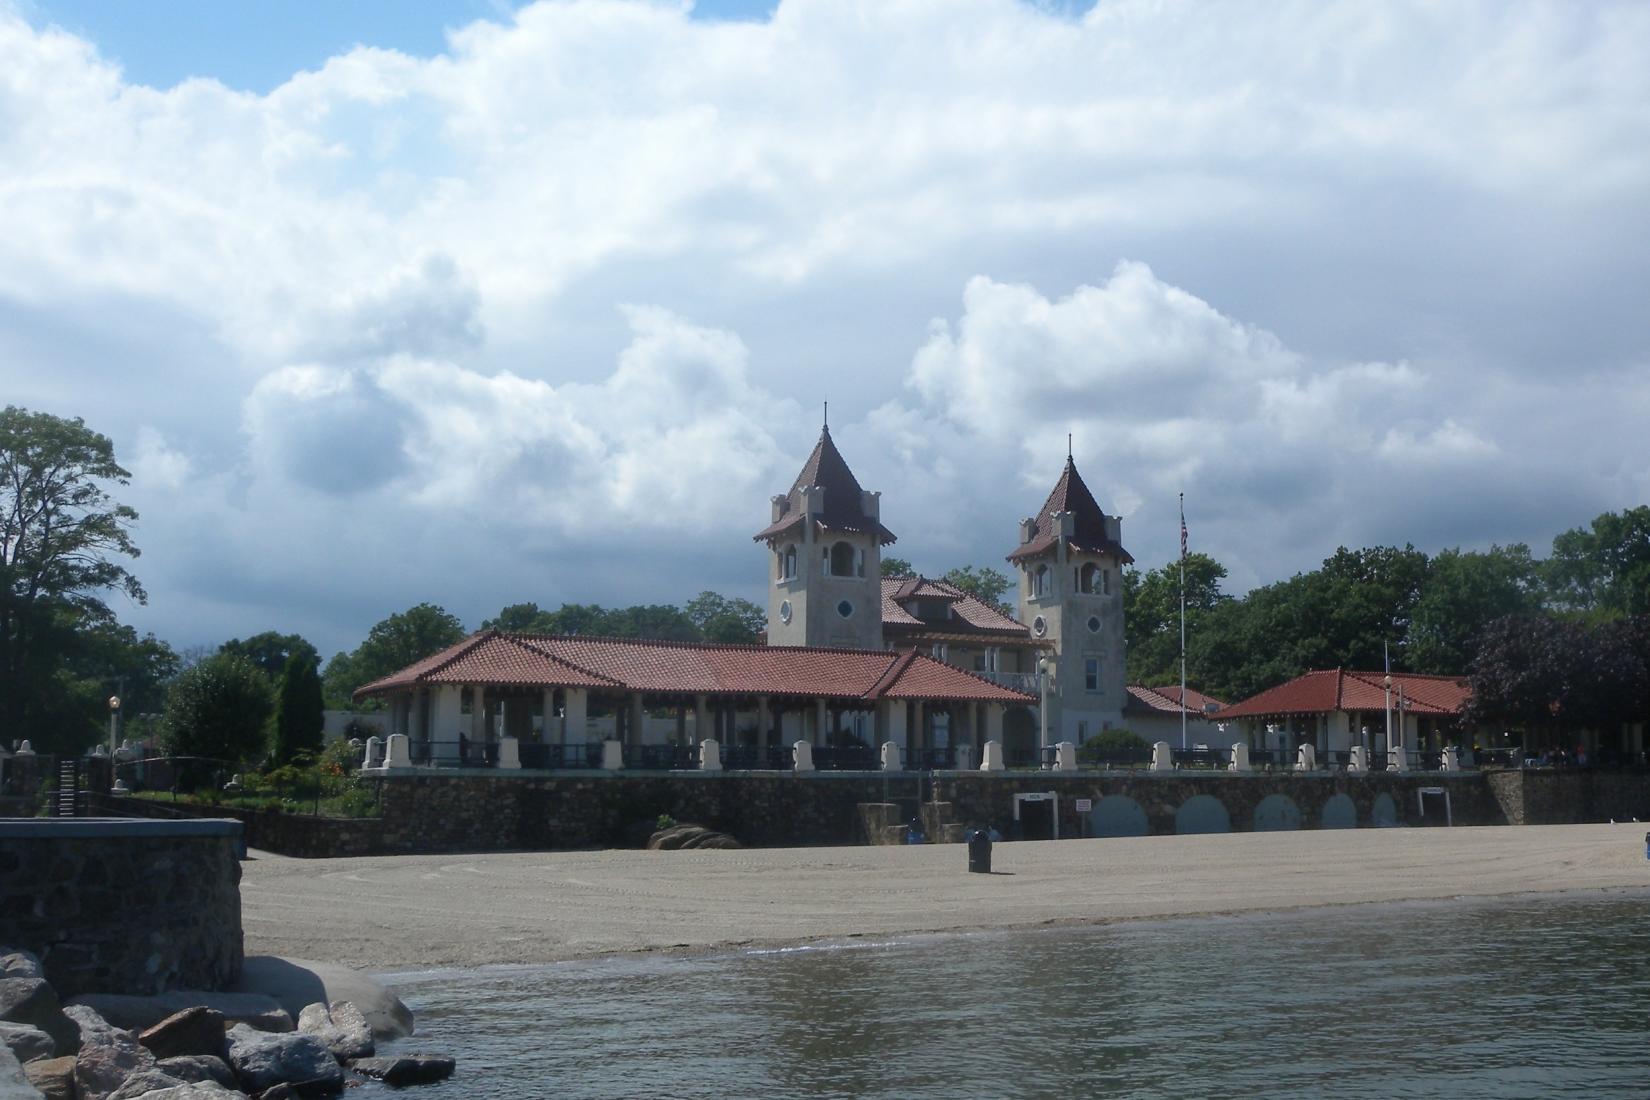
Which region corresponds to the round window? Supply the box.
[837,599,854,619]
[779,600,793,624]
[1087,615,1101,633]
[1032,615,1047,638]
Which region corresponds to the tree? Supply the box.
[1408,545,1540,674]
[1,407,146,750]
[684,591,765,644]
[161,652,274,766]
[481,602,558,633]
[220,631,319,682]
[881,557,916,578]
[1124,553,1229,685]
[324,603,467,706]
[270,651,325,766]
[941,565,1014,615]
[1545,507,1650,618]
[1464,615,1647,745]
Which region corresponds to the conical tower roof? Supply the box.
[1007,456,1131,562]
[753,425,896,544]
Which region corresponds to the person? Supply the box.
[906,816,925,844]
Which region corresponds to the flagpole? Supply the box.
[1383,640,1393,767]
[1179,492,1187,751]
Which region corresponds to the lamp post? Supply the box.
[1037,655,1052,759]
[107,695,121,755]
[1384,673,1393,765]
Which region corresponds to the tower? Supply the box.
[753,423,894,650]
[1007,455,1132,743]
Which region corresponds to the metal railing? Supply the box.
[622,744,700,771]
[721,745,793,771]
[814,745,877,771]
[407,740,498,768]
[908,746,956,771]
[518,742,603,769]
[973,670,1042,694]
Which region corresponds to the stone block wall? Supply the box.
[0,819,243,998]
[1484,769,1650,826]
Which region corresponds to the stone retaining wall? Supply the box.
[0,819,243,998]
[90,796,385,858]
[1484,769,1650,826]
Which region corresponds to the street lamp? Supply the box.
[1383,672,1393,765]
[1037,655,1052,759]
[107,695,121,755]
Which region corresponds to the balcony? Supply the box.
[973,669,1042,695]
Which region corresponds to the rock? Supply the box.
[124,1084,243,1099]
[348,1055,455,1087]
[0,954,44,982]
[0,1043,45,1099]
[647,824,741,850]
[139,1008,226,1061]
[69,1007,156,1100]
[231,958,412,1040]
[68,993,290,1035]
[296,1002,372,1062]
[223,1023,341,1095]
[0,1023,53,1064]
[21,1056,73,1100]
[156,1055,235,1088]
[0,980,77,1057]
[108,1068,189,1100]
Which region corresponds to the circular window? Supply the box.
[837,599,854,619]
[1087,615,1101,634]
[779,600,793,624]
[1032,615,1047,638]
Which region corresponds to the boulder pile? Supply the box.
[646,823,742,850]
[0,947,454,1099]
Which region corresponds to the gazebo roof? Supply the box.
[355,630,1034,705]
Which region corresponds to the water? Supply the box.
[372,891,1650,1098]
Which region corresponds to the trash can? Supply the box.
[967,828,992,874]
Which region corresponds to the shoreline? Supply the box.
[240,821,1650,972]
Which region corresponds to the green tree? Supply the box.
[1544,507,1650,618]
[941,565,1014,615]
[270,651,325,766]
[1463,615,1646,744]
[220,631,319,682]
[481,602,558,633]
[684,591,765,644]
[161,652,274,765]
[1124,553,1229,685]
[323,603,466,706]
[881,557,916,578]
[0,407,147,750]
[1408,545,1540,674]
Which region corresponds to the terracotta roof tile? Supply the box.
[1124,684,1226,716]
[879,577,1029,637]
[753,426,896,545]
[1216,669,1469,720]
[1006,457,1132,564]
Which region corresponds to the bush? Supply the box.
[1078,728,1149,765]
[161,653,273,768]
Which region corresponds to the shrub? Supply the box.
[161,653,273,768]
[1078,728,1149,764]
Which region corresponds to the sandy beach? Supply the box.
[241,822,1650,971]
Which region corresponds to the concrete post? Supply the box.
[1348,746,1369,774]
[882,699,908,752]
[1390,746,1410,772]
[1150,741,1173,772]
[1441,746,1461,772]
[815,698,829,745]
[564,689,588,744]
[758,696,772,749]
[700,739,722,771]
[793,740,815,772]
[602,739,624,770]
[880,742,902,771]
[694,695,710,743]
[385,734,411,768]
[498,737,521,770]
[628,693,646,745]
[364,736,384,769]
[980,740,1006,771]
[471,686,486,743]
[1295,743,1317,772]
[1228,742,1251,773]
[1054,741,1077,771]
[955,744,976,771]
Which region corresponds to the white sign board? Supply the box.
[1074,798,1093,813]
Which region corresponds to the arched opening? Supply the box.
[1032,563,1051,597]
[1253,794,1302,832]
[1078,562,1101,593]
[1320,793,1358,829]
[829,540,858,577]
[1089,795,1149,838]
[1175,794,1231,835]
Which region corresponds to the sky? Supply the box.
[3,0,1648,660]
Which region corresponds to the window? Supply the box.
[779,599,793,625]
[782,545,797,580]
[1102,567,1111,595]
[1077,721,1088,743]
[829,541,856,577]
[1087,615,1101,634]
[1085,658,1100,691]
[837,599,854,619]
[932,643,948,662]
[1079,562,1102,594]
[1033,564,1051,597]
[984,647,1000,672]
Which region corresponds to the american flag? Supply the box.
[1179,495,1187,559]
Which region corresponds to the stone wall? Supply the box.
[1484,769,1650,826]
[0,819,243,998]
[89,796,386,859]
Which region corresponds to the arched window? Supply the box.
[830,541,856,577]
[1079,563,1102,594]
[1033,564,1051,597]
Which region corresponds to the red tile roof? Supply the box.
[1216,669,1469,720]
[880,577,1030,638]
[1006,456,1132,564]
[356,631,1033,705]
[753,425,897,545]
[1125,684,1227,716]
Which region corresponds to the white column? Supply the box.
[985,704,1004,743]
[1294,743,1317,771]
[564,689,588,744]
[1229,743,1251,773]
[602,740,624,770]
[694,695,710,743]
[433,685,464,742]
[815,698,829,745]
[757,696,772,749]
[881,699,908,751]
[880,742,902,771]
[385,734,411,768]
[471,686,487,742]
[1054,741,1077,771]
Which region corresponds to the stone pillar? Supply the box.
[1228,742,1251,773]
[385,734,411,768]
[602,739,624,770]
[700,739,722,772]
[694,695,710,743]
[793,741,815,772]
[364,736,384,769]
[1390,747,1410,773]
[498,737,521,770]
[564,689,588,744]
[880,742,902,771]
[758,696,772,749]
[1441,746,1460,772]
[1348,745,1369,774]
[980,740,1006,771]
[815,698,829,745]
[433,684,464,742]
[471,686,487,743]
[1150,741,1173,772]
[628,693,646,745]
[1295,743,1317,772]
[1327,711,1353,754]
[985,704,1004,744]
[1054,741,1077,771]
[955,744,976,770]
[881,699,908,751]
[912,702,926,754]
[543,688,557,742]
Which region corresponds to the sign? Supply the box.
[1074,798,1093,813]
